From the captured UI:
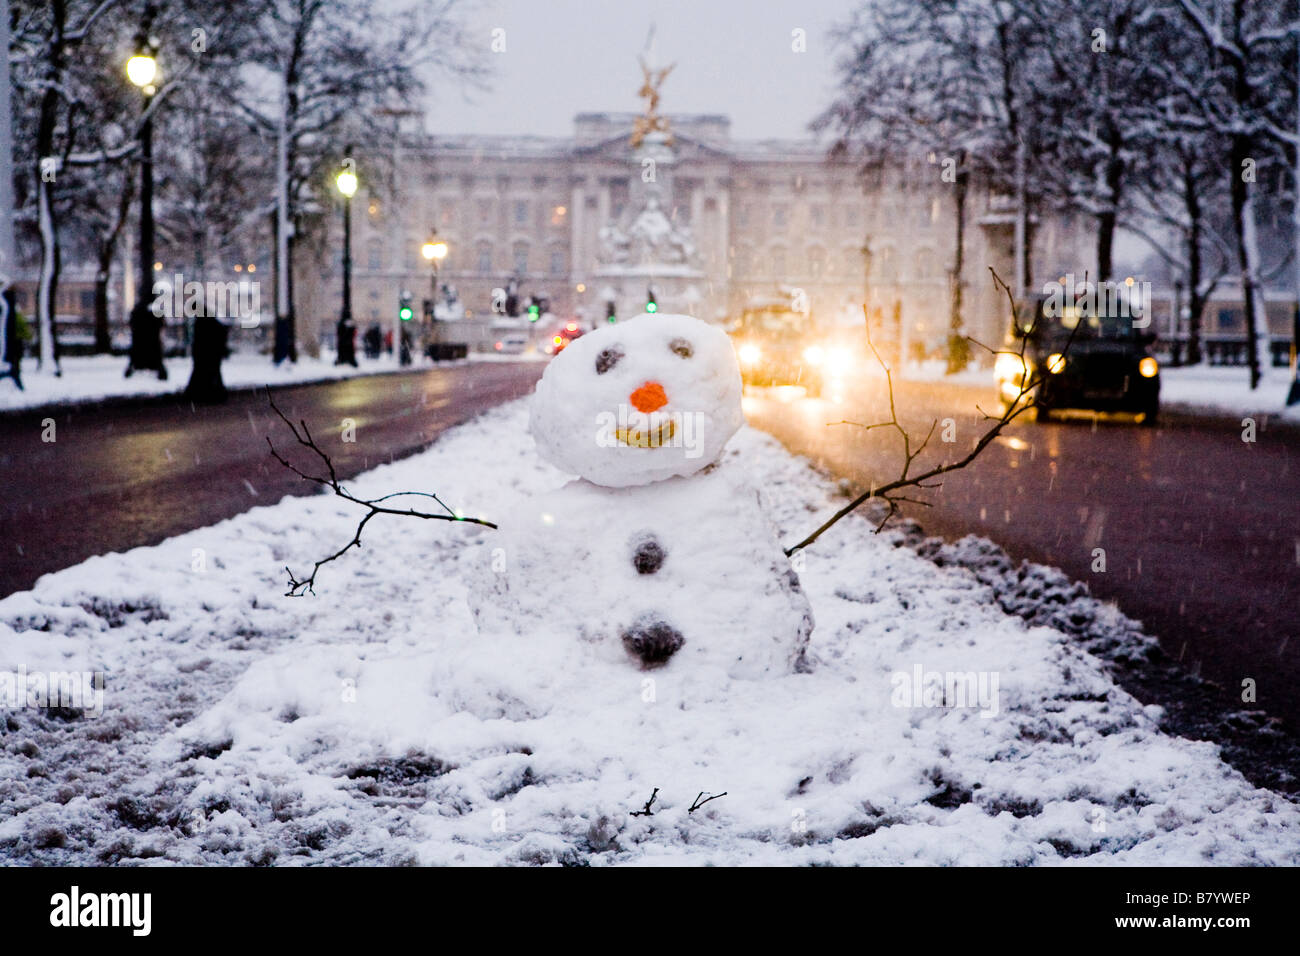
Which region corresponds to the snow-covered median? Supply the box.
[0,350,546,413]
[0,351,400,412]
[1158,364,1298,420]
[2,400,1297,865]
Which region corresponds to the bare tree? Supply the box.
[235,0,487,365]
[1153,0,1299,388]
[816,0,1052,369]
[9,0,121,373]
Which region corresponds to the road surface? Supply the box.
[0,362,543,598]
[744,376,1300,729]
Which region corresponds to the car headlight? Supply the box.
[826,349,852,377]
[738,343,762,366]
[803,345,825,365]
[995,351,1028,382]
[1139,356,1158,378]
[1045,353,1066,374]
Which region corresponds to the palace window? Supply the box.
[807,247,826,278]
[770,247,787,275]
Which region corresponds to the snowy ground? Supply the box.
[0,351,396,412]
[2,399,1298,865]
[0,350,547,413]
[900,358,1001,387]
[1158,363,1298,420]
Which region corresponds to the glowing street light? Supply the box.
[125,53,157,93]
[334,157,358,367]
[123,11,166,382]
[335,166,358,199]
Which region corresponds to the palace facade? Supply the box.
[313,110,1095,358]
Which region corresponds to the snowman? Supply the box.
[468,313,813,680]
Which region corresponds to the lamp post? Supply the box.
[124,15,165,380]
[334,158,358,367]
[421,233,447,360]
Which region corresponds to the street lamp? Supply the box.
[419,234,448,364]
[124,11,165,380]
[334,158,358,367]
[421,233,448,318]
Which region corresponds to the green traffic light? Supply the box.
[645,302,657,313]
[399,307,413,321]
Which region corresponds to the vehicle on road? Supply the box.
[728,294,858,397]
[493,331,529,354]
[995,293,1161,424]
[546,320,586,355]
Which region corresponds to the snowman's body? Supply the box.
[468,313,812,679]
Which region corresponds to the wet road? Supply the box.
[745,378,1300,728]
[0,362,543,598]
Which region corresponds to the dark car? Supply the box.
[995,294,1160,424]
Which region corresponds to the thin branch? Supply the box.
[687,791,727,814]
[784,267,1083,556]
[630,788,659,817]
[265,392,495,596]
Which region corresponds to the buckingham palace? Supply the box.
[307,107,1092,358]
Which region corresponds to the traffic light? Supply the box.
[527,296,540,322]
[399,291,413,322]
[605,300,617,324]
[645,288,657,313]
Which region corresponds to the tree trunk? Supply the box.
[92,264,110,353]
[1095,126,1125,285]
[1229,135,1263,388]
[1228,1,1264,389]
[34,0,66,373]
[946,151,969,373]
[91,174,130,356]
[1183,159,1204,365]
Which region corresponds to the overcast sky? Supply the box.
[424,0,862,141]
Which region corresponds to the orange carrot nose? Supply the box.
[629,381,668,413]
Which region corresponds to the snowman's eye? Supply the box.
[668,338,693,359]
[595,346,623,374]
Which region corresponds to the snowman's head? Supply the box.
[529,313,743,488]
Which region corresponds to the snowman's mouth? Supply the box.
[616,418,677,448]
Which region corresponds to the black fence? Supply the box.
[1158,336,1293,368]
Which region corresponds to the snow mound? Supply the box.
[1,401,1297,865]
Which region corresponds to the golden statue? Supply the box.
[631,36,674,148]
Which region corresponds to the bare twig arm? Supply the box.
[784,268,1076,556]
[265,392,496,596]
